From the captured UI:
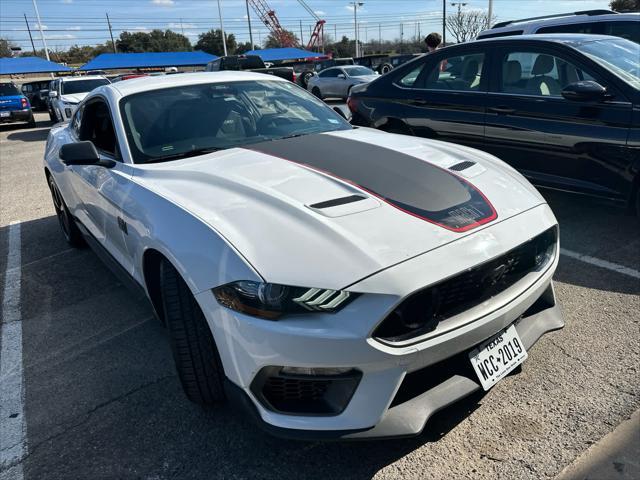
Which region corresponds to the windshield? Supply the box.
[346,66,375,77]
[61,78,110,95]
[120,80,352,164]
[0,83,20,96]
[574,38,640,90]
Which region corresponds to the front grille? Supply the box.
[374,226,558,343]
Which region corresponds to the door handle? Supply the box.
[488,106,516,115]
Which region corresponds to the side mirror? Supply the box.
[59,141,115,168]
[561,81,607,102]
[333,106,351,121]
[337,73,346,79]
[48,90,58,98]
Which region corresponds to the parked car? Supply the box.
[349,35,640,214]
[308,65,378,99]
[44,71,563,439]
[20,80,50,111]
[205,55,295,82]
[477,9,640,43]
[0,81,35,128]
[48,75,110,123]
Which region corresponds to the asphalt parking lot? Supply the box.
[1,112,639,480]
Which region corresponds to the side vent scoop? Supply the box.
[449,161,476,172]
[309,195,367,209]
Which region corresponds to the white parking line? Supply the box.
[561,248,640,280]
[0,222,26,480]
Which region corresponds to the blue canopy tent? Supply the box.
[245,48,329,62]
[0,57,72,75]
[78,51,217,71]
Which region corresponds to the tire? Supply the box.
[380,63,393,74]
[382,121,412,136]
[312,87,322,99]
[301,71,314,88]
[48,176,85,247]
[27,114,36,128]
[48,108,57,123]
[160,259,226,406]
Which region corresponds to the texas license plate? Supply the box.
[469,324,527,391]
[0,111,10,117]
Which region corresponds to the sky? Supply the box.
[0,0,612,52]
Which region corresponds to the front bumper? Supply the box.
[0,109,32,123]
[226,290,563,440]
[196,204,564,439]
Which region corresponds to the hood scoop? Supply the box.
[307,194,381,218]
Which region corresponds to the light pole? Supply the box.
[488,0,494,28]
[31,0,50,61]
[350,2,363,58]
[245,0,254,48]
[217,0,227,56]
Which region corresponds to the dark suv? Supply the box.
[349,35,640,213]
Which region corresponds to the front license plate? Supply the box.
[469,324,527,391]
[0,112,10,117]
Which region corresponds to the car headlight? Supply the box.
[213,281,357,320]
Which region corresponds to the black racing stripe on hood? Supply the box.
[246,133,497,232]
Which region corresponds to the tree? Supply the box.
[609,0,640,11]
[117,29,191,53]
[263,30,298,48]
[327,35,354,57]
[1,38,18,57]
[195,29,237,56]
[236,41,258,54]
[446,10,495,44]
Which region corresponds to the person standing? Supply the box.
[425,32,442,52]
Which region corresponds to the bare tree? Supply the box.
[446,10,495,44]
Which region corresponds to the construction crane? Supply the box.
[247,0,325,51]
[297,0,325,52]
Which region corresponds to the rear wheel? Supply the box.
[381,120,412,136]
[380,63,393,74]
[312,87,322,99]
[26,114,36,128]
[160,259,226,406]
[300,71,314,88]
[48,176,84,247]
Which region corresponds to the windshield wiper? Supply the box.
[144,147,221,164]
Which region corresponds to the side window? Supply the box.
[22,85,32,93]
[603,21,640,44]
[499,51,595,97]
[397,63,425,87]
[537,22,599,35]
[319,69,340,78]
[71,104,84,137]
[79,100,118,158]
[418,53,485,91]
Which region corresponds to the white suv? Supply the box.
[477,9,639,43]
[48,75,110,123]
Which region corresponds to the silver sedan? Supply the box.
[307,66,378,100]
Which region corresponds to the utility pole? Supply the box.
[451,2,468,16]
[300,19,304,45]
[334,24,337,40]
[442,0,446,46]
[488,0,494,28]
[399,23,403,53]
[31,0,50,61]
[378,23,381,45]
[180,17,185,35]
[106,13,117,53]
[217,0,227,56]
[24,14,37,55]
[350,2,363,58]
[245,0,253,48]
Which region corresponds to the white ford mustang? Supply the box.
[44,72,564,440]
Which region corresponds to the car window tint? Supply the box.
[319,69,340,78]
[398,64,425,87]
[603,21,640,44]
[537,22,599,34]
[79,100,117,157]
[0,83,20,96]
[422,53,485,91]
[71,105,83,137]
[499,51,595,97]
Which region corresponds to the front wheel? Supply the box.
[160,259,226,406]
[48,176,84,247]
[311,87,322,99]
